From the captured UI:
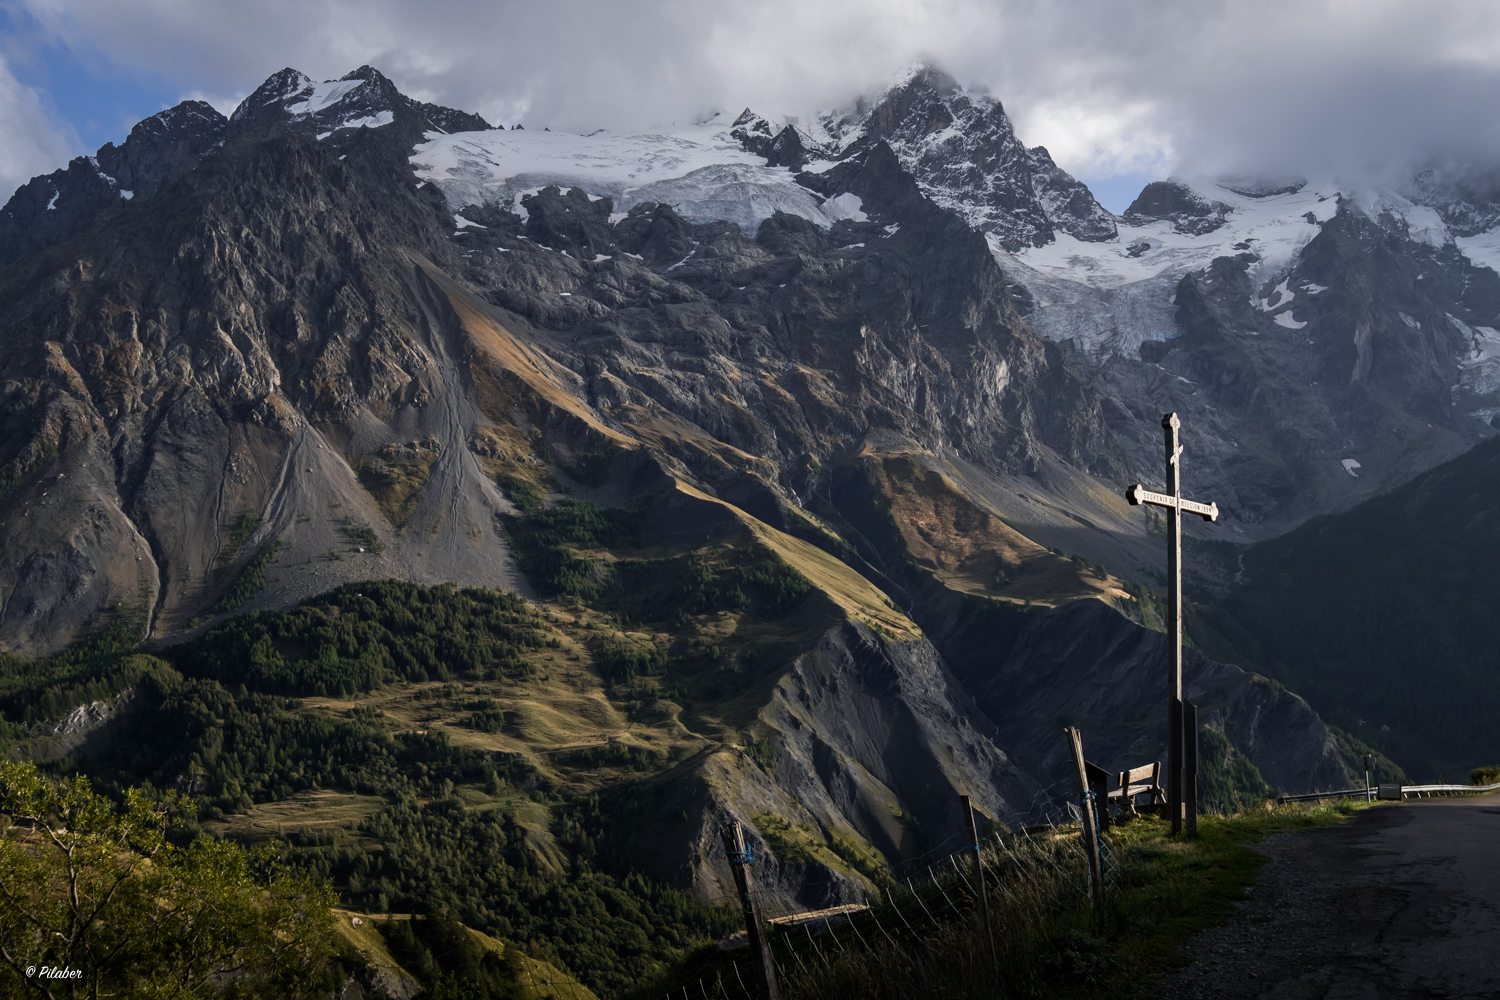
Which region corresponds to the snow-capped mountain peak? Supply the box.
[812,64,1117,251]
[228,65,490,145]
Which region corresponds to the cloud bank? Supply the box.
[9,0,1500,191]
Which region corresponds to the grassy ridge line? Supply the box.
[635,802,1365,1000]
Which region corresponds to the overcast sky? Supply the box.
[3,0,1500,212]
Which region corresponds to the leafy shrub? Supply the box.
[0,762,338,998]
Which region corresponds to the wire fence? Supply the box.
[646,774,1500,998]
[650,812,1114,1000]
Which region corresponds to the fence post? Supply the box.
[1184,699,1199,838]
[721,822,781,1000]
[1084,762,1112,832]
[960,795,998,969]
[1065,727,1106,912]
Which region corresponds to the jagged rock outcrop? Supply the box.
[811,66,1116,250]
[1123,180,1232,235]
[629,623,1040,910]
[729,109,806,170]
[0,102,227,272]
[229,65,491,148]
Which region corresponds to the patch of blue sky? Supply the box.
[1076,170,1156,217]
[0,4,180,155]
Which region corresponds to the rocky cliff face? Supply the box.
[0,101,227,272]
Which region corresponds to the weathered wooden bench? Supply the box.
[1084,760,1166,828]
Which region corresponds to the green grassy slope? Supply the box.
[1194,435,1500,779]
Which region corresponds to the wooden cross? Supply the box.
[1125,412,1219,836]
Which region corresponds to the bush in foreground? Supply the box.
[0,762,337,999]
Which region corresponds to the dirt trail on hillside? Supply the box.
[1156,796,1500,999]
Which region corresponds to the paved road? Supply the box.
[1157,796,1500,999]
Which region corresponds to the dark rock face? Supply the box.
[96,101,228,200]
[0,121,522,651]
[0,102,228,271]
[449,139,1125,485]
[1219,177,1306,199]
[814,66,1116,250]
[0,66,487,275]
[729,109,806,170]
[1124,180,1231,235]
[636,622,1044,909]
[1025,145,1118,243]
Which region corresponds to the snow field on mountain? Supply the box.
[288,78,365,116]
[1457,229,1500,275]
[1013,181,1340,290]
[412,122,848,233]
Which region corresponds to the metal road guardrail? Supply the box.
[1279,780,1500,804]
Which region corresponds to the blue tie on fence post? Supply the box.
[722,822,780,1000]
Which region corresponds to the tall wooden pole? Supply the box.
[1183,699,1198,838]
[721,823,780,1000]
[960,795,997,968]
[1065,727,1106,912]
[1163,413,1185,835]
[1127,414,1219,840]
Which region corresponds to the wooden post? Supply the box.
[1084,762,1112,831]
[1065,727,1106,911]
[721,823,780,1000]
[960,795,997,968]
[1183,699,1198,838]
[1164,414,1185,835]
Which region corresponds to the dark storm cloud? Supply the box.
[6,0,1500,195]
